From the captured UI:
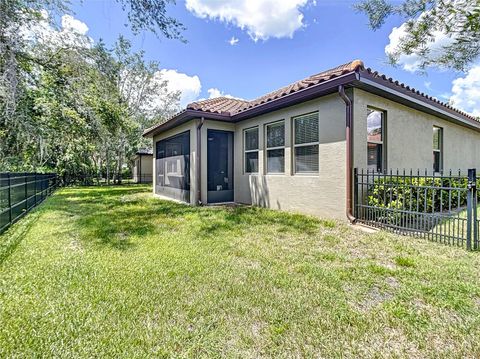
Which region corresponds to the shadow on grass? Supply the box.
[24,185,327,252]
[53,187,159,250]
[0,210,41,266]
[193,205,323,239]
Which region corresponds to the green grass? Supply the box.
[1,185,480,358]
[430,203,480,245]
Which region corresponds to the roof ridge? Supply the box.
[235,59,363,113]
[188,96,248,105]
[186,60,364,115]
[144,59,478,138]
[361,67,478,122]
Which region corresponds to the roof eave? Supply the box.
[142,110,231,138]
[231,72,359,122]
[355,72,480,131]
[144,67,479,137]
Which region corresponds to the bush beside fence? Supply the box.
[355,168,479,250]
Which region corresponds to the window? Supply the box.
[265,121,285,173]
[293,112,319,173]
[433,126,443,173]
[367,108,385,172]
[244,127,259,173]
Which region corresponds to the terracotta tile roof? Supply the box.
[144,59,479,137]
[186,60,364,116]
[187,97,250,115]
[361,67,478,122]
[240,60,364,113]
[143,114,180,135]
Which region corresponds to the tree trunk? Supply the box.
[106,151,110,185]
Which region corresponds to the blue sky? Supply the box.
[68,0,475,112]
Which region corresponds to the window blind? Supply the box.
[266,122,285,148]
[295,145,319,173]
[294,113,319,145]
[244,128,259,151]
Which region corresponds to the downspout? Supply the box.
[196,117,205,205]
[338,85,356,223]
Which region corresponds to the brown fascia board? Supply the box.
[143,110,231,138]
[355,71,480,132]
[231,72,359,122]
[144,68,479,137]
[143,72,358,137]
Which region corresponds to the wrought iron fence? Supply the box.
[354,168,479,250]
[0,173,58,234]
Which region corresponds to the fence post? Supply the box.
[467,169,476,250]
[353,168,358,218]
[24,173,28,211]
[7,173,12,225]
[473,169,478,250]
[34,173,37,206]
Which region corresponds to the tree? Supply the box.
[0,0,182,179]
[356,0,480,71]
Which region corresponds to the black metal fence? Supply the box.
[132,174,153,184]
[0,173,58,234]
[355,168,479,250]
[62,175,152,186]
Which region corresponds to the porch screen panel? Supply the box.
[155,131,190,202]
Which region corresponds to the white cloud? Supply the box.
[159,69,202,107]
[450,64,480,116]
[185,0,312,41]
[207,87,234,99]
[61,14,89,35]
[20,11,93,49]
[228,36,239,46]
[385,23,455,72]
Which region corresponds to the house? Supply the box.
[133,149,153,183]
[143,60,480,221]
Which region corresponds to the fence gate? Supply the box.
[354,168,479,250]
[0,173,57,234]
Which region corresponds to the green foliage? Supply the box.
[115,0,186,40]
[367,176,473,213]
[356,0,480,70]
[395,256,416,267]
[0,0,182,181]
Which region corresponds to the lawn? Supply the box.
[1,185,480,358]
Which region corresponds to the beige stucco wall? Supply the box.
[231,94,347,219]
[353,88,480,174]
[150,87,480,221]
[151,95,347,219]
[133,154,153,182]
[152,120,198,205]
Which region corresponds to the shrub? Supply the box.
[365,176,474,214]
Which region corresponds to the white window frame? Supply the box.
[293,112,319,174]
[433,126,443,173]
[244,126,259,174]
[265,120,285,174]
[367,107,386,173]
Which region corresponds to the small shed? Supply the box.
[133,149,153,183]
